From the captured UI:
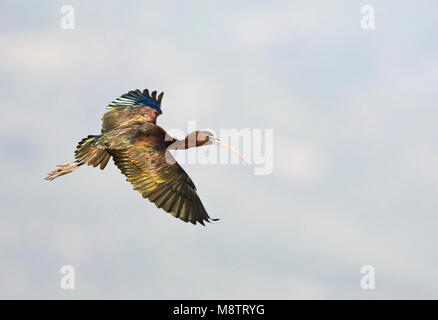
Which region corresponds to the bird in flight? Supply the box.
[45,89,246,225]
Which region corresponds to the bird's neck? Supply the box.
[166,131,207,150]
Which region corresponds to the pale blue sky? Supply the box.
[1,0,438,299]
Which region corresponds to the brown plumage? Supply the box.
[45,89,246,226]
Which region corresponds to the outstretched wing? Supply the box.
[102,89,164,132]
[111,142,216,225]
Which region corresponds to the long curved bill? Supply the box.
[210,137,248,164]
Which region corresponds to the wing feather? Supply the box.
[102,89,164,132]
[111,143,214,225]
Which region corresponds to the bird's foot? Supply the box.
[45,163,79,181]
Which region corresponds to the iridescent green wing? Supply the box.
[112,142,215,225]
[102,89,164,132]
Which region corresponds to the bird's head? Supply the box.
[194,131,215,145]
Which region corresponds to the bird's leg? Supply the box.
[45,162,81,181]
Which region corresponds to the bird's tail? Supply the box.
[74,135,111,169]
[45,135,111,181]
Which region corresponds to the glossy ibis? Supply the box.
[45,89,246,225]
